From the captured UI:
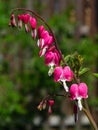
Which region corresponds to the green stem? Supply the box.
[82,100,98,130]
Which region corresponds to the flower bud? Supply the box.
[48,100,54,114]
[37,102,43,111]
[9,13,17,27]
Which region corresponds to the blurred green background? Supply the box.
[0,0,98,130]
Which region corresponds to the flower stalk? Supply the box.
[11,8,66,65]
[9,8,98,129]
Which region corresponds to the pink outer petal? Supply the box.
[70,84,78,100]
[39,47,47,57]
[54,50,61,66]
[54,67,63,82]
[44,52,54,65]
[37,25,45,38]
[63,66,73,81]
[18,14,24,20]
[22,14,30,24]
[78,83,88,98]
[41,30,49,38]
[48,46,55,52]
[30,17,37,29]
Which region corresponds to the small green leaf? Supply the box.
[93,73,98,78]
[79,68,89,76]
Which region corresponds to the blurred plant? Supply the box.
[8,8,98,130]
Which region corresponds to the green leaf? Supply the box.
[79,68,90,76]
[93,73,98,78]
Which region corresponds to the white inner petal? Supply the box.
[61,80,69,92]
[77,97,82,111]
[37,39,40,47]
[48,65,54,76]
[41,47,47,56]
[33,29,37,38]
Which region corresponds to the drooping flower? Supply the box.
[22,13,30,32]
[37,25,54,56]
[9,13,17,27]
[18,14,23,28]
[37,25,45,38]
[70,83,88,110]
[29,16,37,39]
[54,66,73,92]
[44,46,61,76]
[48,100,54,114]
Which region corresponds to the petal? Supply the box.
[63,66,73,81]
[31,29,37,39]
[30,17,37,29]
[48,66,54,76]
[39,47,47,57]
[54,50,61,66]
[61,80,69,92]
[78,83,88,98]
[44,51,54,65]
[70,84,78,100]
[25,24,30,32]
[22,14,30,24]
[37,25,45,38]
[77,97,82,111]
[54,67,63,82]
[37,39,44,48]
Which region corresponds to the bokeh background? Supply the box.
[0,0,98,130]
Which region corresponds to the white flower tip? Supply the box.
[31,29,37,39]
[66,87,69,92]
[48,66,54,76]
[48,71,52,76]
[78,98,82,111]
[37,39,40,47]
[62,80,69,92]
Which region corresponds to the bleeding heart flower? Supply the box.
[44,46,61,76]
[18,14,23,28]
[54,66,73,92]
[37,25,45,38]
[48,100,54,114]
[70,83,88,110]
[9,13,17,27]
[37,25,54,56]
[22,13,30,32]
[29,16,37,39]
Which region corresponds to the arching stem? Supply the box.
[11,8,66,65]
[82,107,98,130]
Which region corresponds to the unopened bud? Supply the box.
[37,102,43,111]
[43,103,46,110]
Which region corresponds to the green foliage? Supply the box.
[64,53,84,75]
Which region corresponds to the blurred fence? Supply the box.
[32,114,91,130]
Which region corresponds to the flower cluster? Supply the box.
[9,13,37,39]
[9,11,88,112]
[37,99,54,114]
